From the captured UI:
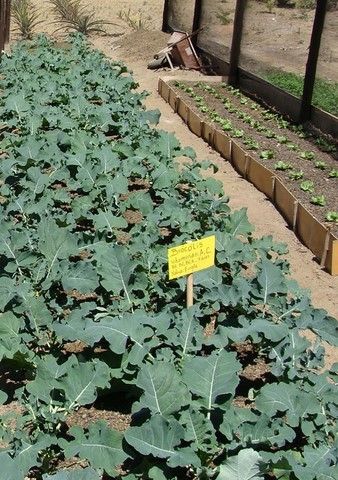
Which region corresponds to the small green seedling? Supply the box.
[315,137,337,153]
[274,161,293,171]
[328,169,338,178]
[311,195,326,206]
[315,161,326,170]
[265,129,276,138]
[243,137,259,150]
[325,211,338,223]
[299,151,315,160]
[260,150,275,159]
[233,129,244,138]
[287,144,298,151]
[290,170,304,180]
[300,180,314,193]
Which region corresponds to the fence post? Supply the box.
[228,0,246,86]
[0,0,5,55]
[191,0,202,44]
[300,0,327,123]
[162,0,170,32]
[5,0,11,43]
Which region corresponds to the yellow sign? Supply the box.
[168,235,216,280]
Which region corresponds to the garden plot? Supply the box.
[162,79,338,274]
[0,36,337,480]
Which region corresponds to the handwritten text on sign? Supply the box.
[168,236,215,280]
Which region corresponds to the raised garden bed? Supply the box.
[158,77,338,275]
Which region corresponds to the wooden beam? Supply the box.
[162,0,170,32]
[228,0,246,86]
[192,0,202,44]
[5,0,11,44]
[300,0,328,123]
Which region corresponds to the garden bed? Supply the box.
[159,77,338,275]
[0,37,337,480]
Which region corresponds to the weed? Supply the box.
[215,8,231,25]
[262,71,338,116]
[50,0,113,35]
[11,0,43,39]
[266,0,277,13]
[296,0,316,9]
[117,8,149,30]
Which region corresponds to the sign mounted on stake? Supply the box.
[168,235,216,280]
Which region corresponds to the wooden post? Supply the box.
[162,0,170,32]
[228,0,246,86]
[5,0,11,44]
[0,0,6,57]
[300,0,327,123]
[191,0,202,46]
[186,273,194,308]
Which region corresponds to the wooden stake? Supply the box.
[186,273,194,308]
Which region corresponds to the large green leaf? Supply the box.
[0,276,18,310]
[255,382,319,428]
[124,415,200,468]
[14,434,54,474]
[228,414,296,448]
[24,295,53,333]
[218,448,265,480]
[60,260,99,294]
[286,445,338,480]
[165,308,205,356]
[92,211,128,233]
[182,349,241,409]
[58,358,111,410]
[179,406,217,451]
[38,218,77,278]
[255,256,288,306]
[135,361,190,417]
[76,311,155,364]
[60,421,129,476]
[96,244,135,303]
[43,468,100,480]
[0,452,25,480]
[298,308,338,346]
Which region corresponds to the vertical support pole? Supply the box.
[0,0,6,60]
[162,0,170,32]
[228,0,246,86]
[191,0,202,45]
[5,0,11,44]
[300,0,327,123]
[186,273,194,308]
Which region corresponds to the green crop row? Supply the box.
[0,35,337,480]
